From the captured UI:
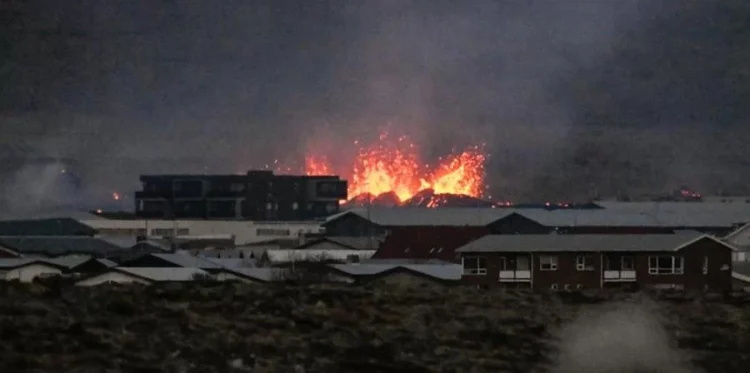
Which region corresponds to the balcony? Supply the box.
[603,270,636,282]
[498,270,531,282]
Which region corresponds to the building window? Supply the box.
[576,254,595,271]
[517,256,530,271]
[648,256,684,275]
[462,256,487,275]
[702,256,708,275]
[540,255,558,271]
[498,257,508,271]
[256,228,291,236]
[230,183,245,192]
[621,256,635,271]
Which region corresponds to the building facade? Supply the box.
[456,234,735,292]
[134,170,347,221]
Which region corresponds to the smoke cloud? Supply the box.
[552,298,694,373]
[1,0,748,215]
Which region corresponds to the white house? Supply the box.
[724,223,750,261]
[0,259,66,282]
[75,267,209,286]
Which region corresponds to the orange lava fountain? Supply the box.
[305,132,487,202]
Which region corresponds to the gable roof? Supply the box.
[0,236,127,257]
[455,233,715,253]
[123,253,224,269]
[325,208,511,227]
[0,258,69,271]
[326,205,750,229]
[299,236,382,251]
[328,263,462,281]
[115,267,209,282]
[0,218,97,236]
[221,267,277,282]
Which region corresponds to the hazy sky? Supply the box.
[1,0,749,210]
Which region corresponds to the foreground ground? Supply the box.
[0,282,749,373]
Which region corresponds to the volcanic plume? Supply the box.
[305,132,490,207]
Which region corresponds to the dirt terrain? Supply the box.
[0,281,748,373]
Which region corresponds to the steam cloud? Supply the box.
[553,298,694,373]
[1,1,748,215]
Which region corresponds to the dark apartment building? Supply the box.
[134,170,347,221]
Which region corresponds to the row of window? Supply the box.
[462,255,693,276]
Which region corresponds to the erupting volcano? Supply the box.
[305,132,492,208]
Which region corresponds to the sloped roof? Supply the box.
[0,258,68,270]
[116,267,209,282]
[0,236,127,257]
[299,236,382,250]
[222,267,277,282]
[325,208,511,227]
[142,253,223,269]
[327,206,750,228]
[329,263,462,281]
[0,218,97,236]
[455,233,708,253]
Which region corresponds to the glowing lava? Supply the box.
[305,132,487,202]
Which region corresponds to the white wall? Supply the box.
[4,264,63,283]
[75,271,152,286]
[82,219,323,244]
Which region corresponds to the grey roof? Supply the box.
[223,267,277,282]
[455,233,709,253]
[149,253,224,269]
[116,267,209,282]
[326,207,511,227]
[0,236,127,257]
[97,236,139,249]
[202,257,249,268]
[329,263,462,281]
[0,258,66,270]
[328,206,750,228]
[360,258,454,265]
[47,256,91,268]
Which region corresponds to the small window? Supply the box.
[648,256,684,275]
[550,283,558,291]
[564,284,571,291]
[702,256,708,275]
[429,247,435,253]
[621,256,635,271]
[462,256,488,275]
[576,255,595,271]
[540,255,558,271]
[576,284,583,290]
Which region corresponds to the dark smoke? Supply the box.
[1,1,748,215]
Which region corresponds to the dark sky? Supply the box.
[1,0,749,210]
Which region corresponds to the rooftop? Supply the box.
[455,233,714,253]
[0,236,128,257]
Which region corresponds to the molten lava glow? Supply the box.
[305,132,487,202]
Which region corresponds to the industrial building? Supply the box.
[134,170,347,221]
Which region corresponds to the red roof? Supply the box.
[373,226,488,263]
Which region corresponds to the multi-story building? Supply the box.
[134,170,347,221]
[455,233,735,292]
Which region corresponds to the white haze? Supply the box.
[552,299,695,373]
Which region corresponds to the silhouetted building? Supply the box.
[134,170,347,221]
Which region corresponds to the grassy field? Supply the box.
[0,281,749,373]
